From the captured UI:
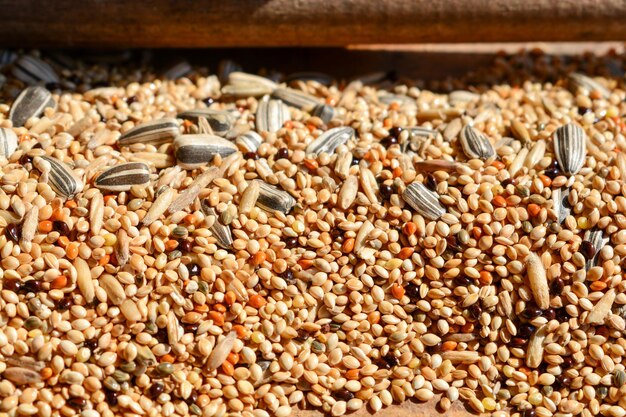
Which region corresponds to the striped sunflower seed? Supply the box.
[378,92,415,107]
[272,87,320,111]
[11,55,59,85]
[551,187,571,224]
[174,134,237,170]
[553,123,586,175]
[229,71,278,90]
[286,72,333,86]
[118,118,180,146]
[177,109,236,137]
[256,180,296,214]
[217,59,243,82]
[0,128,18,160]
[9,86,56,127]
[36,156,83,198]
[569,72,610,99]
[402,126,438,153]
[201,201,233,249]
[222,72,277,97]
[94,162,151,192]
[402,182,445,221]
[235,131,263,153]
[256,96,289,134]
[459,125,495,161]
[311,104,335,124]
[162,60,192,79]
[306,126,354,156]
[583,229,609,271]
[0,50,17,69]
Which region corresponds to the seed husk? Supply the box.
[36,156,83,198]
[118,118,180,147]
[256,96,290,133]
[207,331,237,370]
[338,175,358,210]
[0,128,18,160]
[167,166,220,214]
[526,252,550,310]
[9,86,56,127]
[19,205,38,248]
[239,181,260,214]
[255,180,296,214]
[12,55,59,85]
[306,126,354,156]
[583,229,609,271]
[94,162,151,192]
[142,186,176,226]
[177,109,236,137]
[74,257,95,304]
[99,274,126,305]
[200,201,233,249]
[2,367,42,385]
[174,134,237,170]
[402,182,445,221]
[526,324,547,368]
[587,288,616,325]
[235,131,263,153]
[459,125,495,161]
[553,123,586,175]
[569,72,611,99]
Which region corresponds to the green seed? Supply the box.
[156,363,174,376]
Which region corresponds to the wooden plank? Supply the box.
[0,0,625,47]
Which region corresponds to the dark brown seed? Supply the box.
[521,304,542,320]
[517,323,536,339]
[5,223,19,242]
[67,397,86,409]
[3,279,21,292]
[379,183,393,200]
[148,382,165,399]
[276,147,289,159]
[579,241,596,259]
[53,221,70,235]
[334,389,354,401]
[550,278,565,295]
[20,280,43,294]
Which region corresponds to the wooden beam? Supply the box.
[0,0,625,48]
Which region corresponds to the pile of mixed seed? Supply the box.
[0,48,626,417]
